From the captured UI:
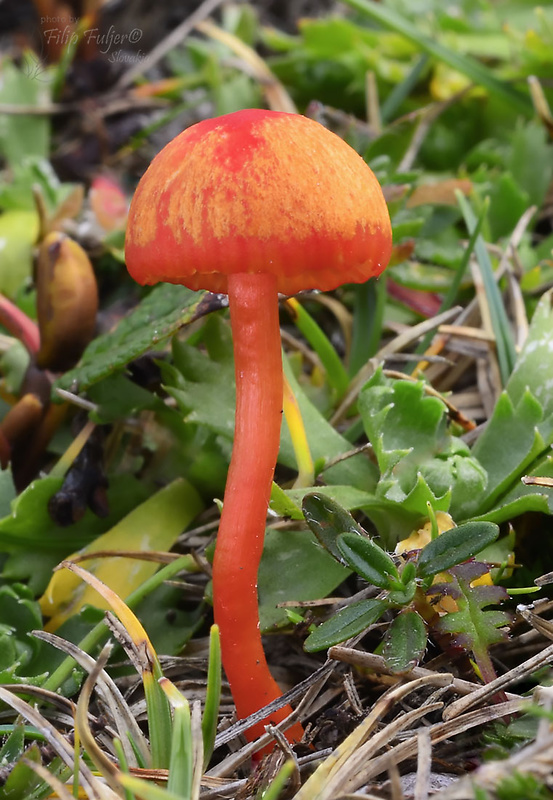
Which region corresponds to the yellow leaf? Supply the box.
[40,478,203,630]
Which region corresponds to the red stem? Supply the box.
[212,272,303,747]
[0,294,40,355]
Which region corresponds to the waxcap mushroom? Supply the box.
[125,108,392,749]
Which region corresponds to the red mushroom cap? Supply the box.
[125,108,392,295]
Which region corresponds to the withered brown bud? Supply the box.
[0,393,44,468]
[36,232,99,371]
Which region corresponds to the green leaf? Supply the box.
[486,172,530,241]
[287,485,378,521]
[55,283,208,395]
[0,61,51,165]
[471,492,551,526]
[457,290,553,519]
[302,492,367,562]
[303,598,389,652]
[0,719,25,763]
[0,156,75,213]
[291,479,452,549]
[389,261,457,294]
[508,121,553,210]
[337,532,399,589]
[495,771,553,800]
[383,610,427,673]
[258,528,350,631]
[387,574,416,606]
[380,52,430,123]
[0,742,50,799]
[270,483,304,520]
[87,372,165,424]
[415,200,486,362]
[468,390,545,516]
[473,453,553,526]
[269,13,418,113]
[400,560,416,586]
[417,521,500,579]
[0,583,42,665]
[165,316,236,440]
[0,475,151,555]
[366,473,451,547]
[165,319,378,491]
[23,606,104,694]
[0,468,16,518]
[143,670,173,770]
[0,210,39,297]
[0,341,31,396]
[434,562,510,683]
[359,369,447,480]
[358,369,486,534]
[505,289,553,428]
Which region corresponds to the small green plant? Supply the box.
[0,564,223,799]
[482,716,539,762]
[0,581,45,686]
[495,772,553,800]
[301,493,510,683]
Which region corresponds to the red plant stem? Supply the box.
[0,294,40,355]
[386,278,442,318]
[212,272,303,747]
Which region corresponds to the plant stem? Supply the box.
[212,272,303,746]
[0,293,40,355]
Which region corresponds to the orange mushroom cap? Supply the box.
[125,109,392,294]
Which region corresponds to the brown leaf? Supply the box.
[407,178,473,208]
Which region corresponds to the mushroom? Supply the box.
[125,109,392,746]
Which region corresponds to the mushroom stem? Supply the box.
[212,272,303,745]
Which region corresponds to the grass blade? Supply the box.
[201,625,222,769]
[414,196,488,359]
[256,760,296,800]
[117,774,184,800]
[112,739,136,800]
[381,53,430,123]
[42,554,196,694]
[142,670,173,771]
[340,0,532,114]
[160,678,193,800]
[285,297,350,399]
[457,192,517,384]
[53,561,174,769]
[349,278,385,377]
